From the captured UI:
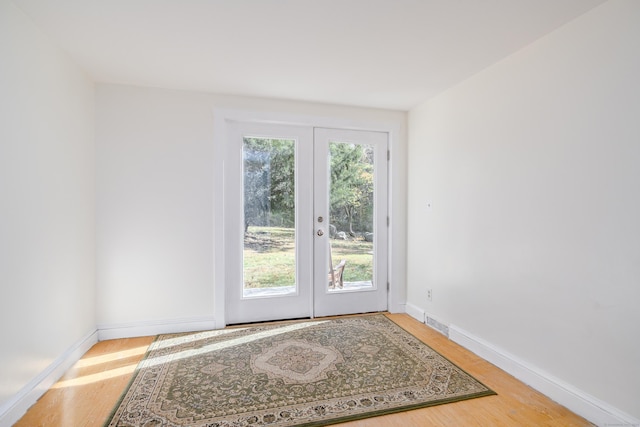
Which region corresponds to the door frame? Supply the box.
[213,108,403,327]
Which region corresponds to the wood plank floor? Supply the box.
[15,314,594,426]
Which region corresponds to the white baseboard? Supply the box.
[97,315,218,341]
[449,325,640,427]
[405,302,425,323]
[0,329,98,427]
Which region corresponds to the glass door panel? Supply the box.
[327,142,375,292]
[242,137,297,298]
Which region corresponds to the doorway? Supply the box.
[225,122,388,324]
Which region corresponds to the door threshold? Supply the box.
[226,311,388,328]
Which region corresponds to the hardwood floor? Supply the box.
[14,314,594,426]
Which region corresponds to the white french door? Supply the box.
[312,128,388,317]
[225,122,388,324]
[225,122,314,324]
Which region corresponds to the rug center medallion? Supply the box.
[251,339,343,384]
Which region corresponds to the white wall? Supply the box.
[407,0,639,421]
[96,86,215,327]
[96,84,407,327]
[0,0,95,415]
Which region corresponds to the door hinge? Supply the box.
[387,282,390,291]
[387,150,390,161]
[387,216,390,226]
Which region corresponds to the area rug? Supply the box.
[105,315,495,427]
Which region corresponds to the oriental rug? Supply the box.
[105,315,495,427]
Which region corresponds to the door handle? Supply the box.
[316,229,324,237]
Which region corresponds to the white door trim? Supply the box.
[213,108,403,327]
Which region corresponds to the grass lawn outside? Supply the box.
[243,226,373,288]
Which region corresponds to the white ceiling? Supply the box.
[14,0,605,110]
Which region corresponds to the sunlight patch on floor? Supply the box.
[75,346,148,368]
[50,321,330,389]
[51,364,137,388]
[140,321,329,370]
